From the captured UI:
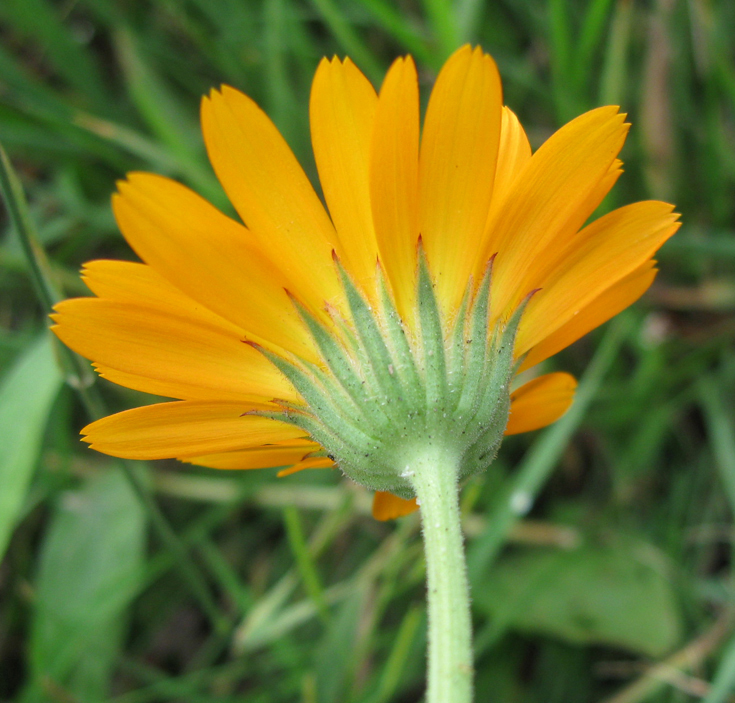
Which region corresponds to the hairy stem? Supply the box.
[408,445,473,703]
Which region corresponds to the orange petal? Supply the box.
[505,372,577,435]
[372,491,419,521]
[519,158,624,294]
[82,258,301,356]
[310,56,379,296]
[81,260,255,342]
[81,401,304,460]
[489,106,532,208]
[370,56,420,327]
[520,260,658,371]
[83,259,229,319]
[92,365,280,408]
[184,442,319,470]
[516,201,680,356]
[201,86,343,314]
[82,260,300,399]
[112,174,316,361]
[419,45,503,317]
[51,298,298,403]
[485,107,629,317]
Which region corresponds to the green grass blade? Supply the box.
[0,334,62,561]
[284,506,330,622]
[421,0,460,61]
[699,376,735,513]
[456,0,486,44]
[0,0,111,111]
[574,0,615,91]
[548,0,581,122]
[314,584,365,703]
[468,314,631,581]
[264,0,296,142]
[356,0,435,67]
[702,633,735,703]
[373,605,423,703]
[0,44,75,121]
[113,29,202,163]
[309,0,384,84]
[599,0,633,106]
[0,143,62,310]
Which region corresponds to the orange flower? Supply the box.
[52,46,679,519]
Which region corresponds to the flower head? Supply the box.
[52,45,679,519]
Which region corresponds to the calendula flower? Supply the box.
[51,45,679,522]
[52,44,680,703]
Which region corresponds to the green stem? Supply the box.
[408,445,473,703]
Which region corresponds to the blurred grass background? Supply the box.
[1,0,735,701]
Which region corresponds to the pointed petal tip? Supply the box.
[372,491,419,521]
[325,54,349,67]
[505,371,578,435]
[218,84,240,98]
[116,171,163,194]
[392,54,416,74]
[201,87,218,105]
[203,84,241,108]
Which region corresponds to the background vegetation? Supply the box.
[1,0,735,701]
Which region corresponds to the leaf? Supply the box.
[25,468,146,702]
[0,334,62,560]
[473,537,683,657]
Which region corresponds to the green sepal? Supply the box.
[446,283,471,409]
[250,408,359,466]
[248,256,532,497]
[471,290,536,429]
[377,265,423,408]
[334,256,405,417]
[246,342,375,448]
[417,244,448,421]
[286,292,389,429]
[453,259,494,422]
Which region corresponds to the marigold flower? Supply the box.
[51,45,680,521]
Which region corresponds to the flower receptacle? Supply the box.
[249,250,528,499]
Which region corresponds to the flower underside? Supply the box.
[48,46,681,517]
[251,245,528,500]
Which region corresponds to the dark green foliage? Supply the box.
[474,537,683,657]
[1,1,735,701]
